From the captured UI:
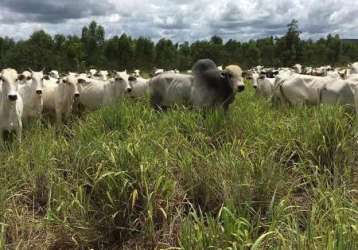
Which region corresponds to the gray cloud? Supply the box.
[0,0,357,42]
[1,0,115,23]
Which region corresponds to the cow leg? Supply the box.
[56,110,62,125]
[3,130,11,143]
[17,118,22,143]
[150,93,165,111]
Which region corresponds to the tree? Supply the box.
[155,38,177,69]
[81,21,105,67]
[177,42,192,70]
[134,37,155,71]
[0,20,357,73]
[276,19,303,66]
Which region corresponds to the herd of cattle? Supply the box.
[1,59,358,143]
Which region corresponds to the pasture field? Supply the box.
[1,85,357,249]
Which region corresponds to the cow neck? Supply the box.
[59,83,74,108]
[0,93,17,119]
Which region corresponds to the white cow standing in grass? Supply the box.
[320,79,358,107]
[0,68,23,142]
[128,75,150,99]
[19,70,47,120]
[43,75,80,124]
[77,70,132,110]
[273,73,328,106]
[273,72,358,107]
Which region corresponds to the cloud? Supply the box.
[0,0,115,23]
[0,0,357,42]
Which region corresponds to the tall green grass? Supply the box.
[1,87,357,249]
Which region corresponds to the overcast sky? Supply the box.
[0,0,357,42]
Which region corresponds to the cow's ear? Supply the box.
[43,75,50,80]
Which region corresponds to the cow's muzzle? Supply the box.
[74,93,80,98]
[126,88,132,93]
[238,85,245,92]
[8,94,17,101]
[36,90,43,95]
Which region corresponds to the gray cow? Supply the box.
[149,59,244,111]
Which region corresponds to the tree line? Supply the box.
[0,19,357,72]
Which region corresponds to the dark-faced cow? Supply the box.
[149,59,243,111]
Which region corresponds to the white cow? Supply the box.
[43,75,80,124]
[49,70,60,79]
[133,69,141,77]
[247,71,275,99]
[348,62,358,76]
[0,68,23,142]
[273,74,326,106]
[128,76,150,98]
[320,79,358,107]
[96,70,110,81]
[77,71,131,110]
[19,70,46,120]
[293,64,303,74]
[88,69,97,78]
[273,73,357,107]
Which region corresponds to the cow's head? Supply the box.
[199,69,236,109]
[223,65,245,92]
[114,71,132,93]
[97,70,110,81]
[60,75,80,99]
[133,69,141,77]
[245,71,259,89]
[1,68,20,102]
[29,70,47,96]
[49,70,60,79]
[88,69,97,78]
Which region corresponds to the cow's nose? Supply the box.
[36,90,42,95]
[238,85,245,92]
[126,88,132,93]
[253,85,258,89]
[74,93,80,98]
[8,95,17,101]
